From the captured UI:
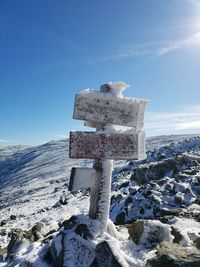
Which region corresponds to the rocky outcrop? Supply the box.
[131,155,198,184]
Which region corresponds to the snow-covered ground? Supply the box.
[0,134,200,266]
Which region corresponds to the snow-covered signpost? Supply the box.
[69,82,148,234]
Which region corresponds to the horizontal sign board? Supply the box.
[68,167,100,191]
[73,91,148,128]
[69,131,146,160]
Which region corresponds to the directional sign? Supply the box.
[69,131,146,160]
[69,167,100,191]
[73,91,148,128]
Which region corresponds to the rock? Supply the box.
[194,237,200,249]
[159,208,182,216]
[115,212,125,225]
[147,241,200,267]
[128,187,137,195]
[128,221,144,244]
[0,220,8,226]
[10,215,17,220]
[75,224,93,240]
[174,192,184,204]
[118,181,129,190]
[7,230,32,259]
[124,196,133,206]
[0,247,7,262]
[50,233,64,267]
[50,231,95,267]
[61,215,78,230]
[93,241,122,267]
[59,194,69,205]
[171,226,183,244]
[129,220,173,248]
[31,222,44,241]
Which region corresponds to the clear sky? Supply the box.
[0,0,200,146]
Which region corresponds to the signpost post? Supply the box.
[69,82,148,234]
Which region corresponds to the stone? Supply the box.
[31,222,44,241]
[93,241,122,267]
[6,230,32,260]
[118,181,129,190]
[159,208,182,217]
[10,215,17,220]
[50,233,64,267]
[115,212,126,225]
[147,241,200,267]
[0,220,8,227]
[174,192,184,204]
[171,226,183,244]
[59,194,69,205]
[75,224,93,240]
[128,221,144,244]
[61,215,78,230]
[128,187,138,195]
[194,237,200,249]
[0,247,7,262]
[50,231,95,267]
[129,220,173,248]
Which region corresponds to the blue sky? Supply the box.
[0,0,200,145]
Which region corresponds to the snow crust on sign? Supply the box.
[107,81,129,97]
[78,87,149,104]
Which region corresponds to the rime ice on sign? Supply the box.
[73,90,148,129]
[70,131,146,160]
[69,82,149,235]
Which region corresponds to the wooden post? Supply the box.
[89,85,114,234]
[69,82,148,235]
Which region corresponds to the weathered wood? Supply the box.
[73,92,148,128]
[69,131,146,160]
[97,160,113,234]
[84,120,104,129]
[68,167,100,192]
[89,160,102,219]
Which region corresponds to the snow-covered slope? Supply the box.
[0,134,200,267]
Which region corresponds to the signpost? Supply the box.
[69,82,148,234]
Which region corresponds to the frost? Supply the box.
[107,81,130,97]
[139,220,173,248]
[75,214,100,238]
[168,217,200,247]
[97,160,113,234]
[63,231,95,267]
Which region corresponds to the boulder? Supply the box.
[50,231,95,267]
[128,221,144,244]
[0,219,9,227]
[7,229,32,259]
[194,237,200,249]
[129,220,173,248]
[147,241,200,267]
[171,226,183,244]
[10,215,17,221]
[115,212,126,225]
[31,222,44,241]
[92,241,122,267]
[75,224,93,240]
